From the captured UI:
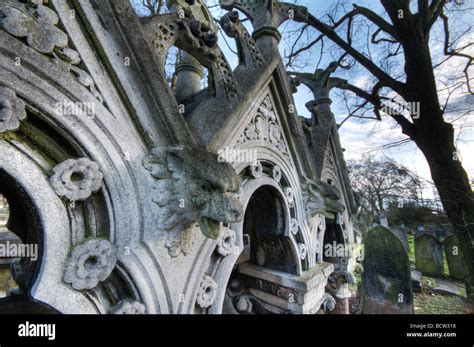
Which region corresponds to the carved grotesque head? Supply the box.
[143,146,243,240]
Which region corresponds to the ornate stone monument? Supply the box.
[0,0,357,314]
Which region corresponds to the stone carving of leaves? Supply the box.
[0,2,68,54]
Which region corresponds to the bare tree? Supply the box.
[348,155,423,220]
[283,0,474,297]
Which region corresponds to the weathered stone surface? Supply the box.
[443,234,467,280]
[0,0,357,314]
[415,233,444,277]
[433,277,465,296]
[361,225,413,314]
[391,225,410,253]
[63,239,117,290]
[411,269,422,294]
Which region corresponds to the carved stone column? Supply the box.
[290,62,348,179]
[174,51,204,102]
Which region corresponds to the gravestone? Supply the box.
[415,233,444,276]
[390,225,410,253]
[443,234,467,280]
[361,225,413,314]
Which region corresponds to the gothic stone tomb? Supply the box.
[361,225,413,314]
[0,0,358,314]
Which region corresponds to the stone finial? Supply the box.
[220,0,308,42]
[167,0,217,33]
[291,61,347,106]
[220,11,264,69]
[174,51,204,102]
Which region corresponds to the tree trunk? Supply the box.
[416,121,474,298]
[403,37,474,298]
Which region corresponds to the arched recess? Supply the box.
[321,166,350,265]
[0,142,95,313]
[243,185,295,273]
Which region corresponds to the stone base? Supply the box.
[237,262,334,314]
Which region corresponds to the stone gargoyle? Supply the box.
[143,146,243,257]
[302,178,345,220]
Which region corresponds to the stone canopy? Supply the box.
[0,0,357,314]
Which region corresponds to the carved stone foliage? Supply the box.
[0,0,68,54]
[110,300,147,314]
[220,0,308,37]
[0,0,105,104]
[302,178,345,220]
[0,86,26,133]
[63,238,117,290]
[236,95,290,161]
[196,275,217,309]
[143,146,243,257]
[220,11,264,69]
[50,158,103,202]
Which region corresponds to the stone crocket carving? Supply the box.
[143,146,243,257]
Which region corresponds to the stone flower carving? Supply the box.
[50,158,103,201]
[0,87,26,133]
[217,228,237,256]
[290,218,299,235]
[0,2,68,53]
[272,165,281,182]
[284,187,294,205]
[110,300,146,314]
[63,239,117,290]
[298,243,307,260]
[196,275,218,309]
